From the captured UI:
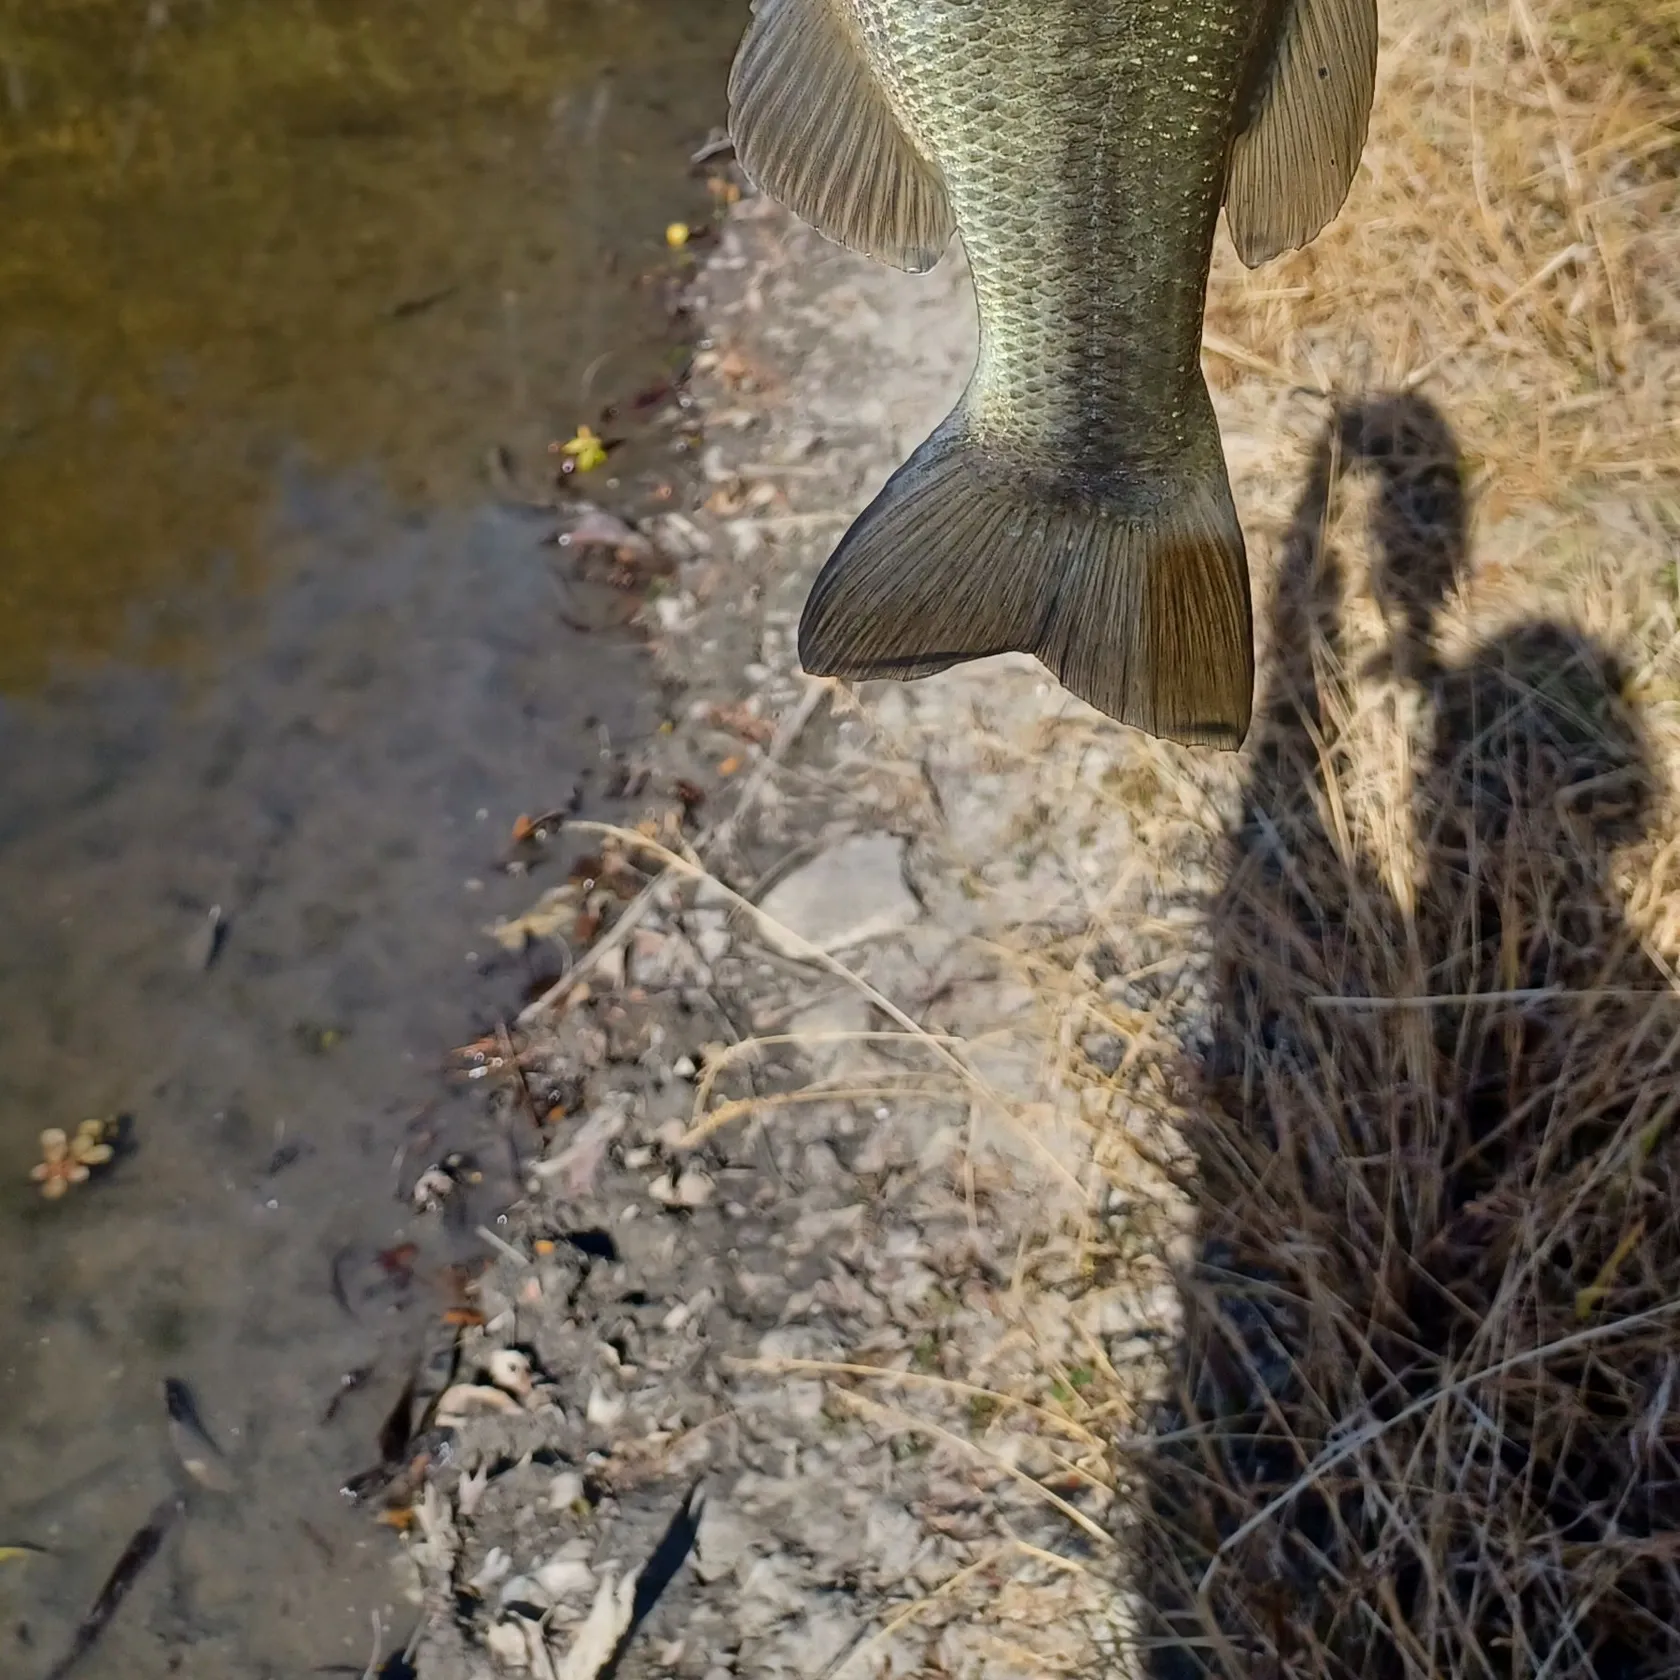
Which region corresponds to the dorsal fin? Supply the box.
[1225,0,1378,267]
[727,0,955,273]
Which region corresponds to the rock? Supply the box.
[689,908,733,965]
[785,1380,826,1422]
[436,1384,522,1427]
[756,833,920,957]
[863,1502,924,1578]
[535,1556,596,1600]
[486,1349,534,1400]
[695,1498,755,1583]
[498,1575,549,1612]
[650,1166,716,1208]
[784,991,874,1078]
[761,1609,859,1674]
[548,1470,585,1511]
[734,1555,813,1636]
[485,1620,530,1669]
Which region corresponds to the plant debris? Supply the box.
[554,426,609,475]
[30,1121,114,1199]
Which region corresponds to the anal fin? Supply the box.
[1226,0,1378,266]
[727,0,955,273]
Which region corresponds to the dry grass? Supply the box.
[973,2,1680,1674]
[1117,395,1680,1678]
[1202,0,1679,508]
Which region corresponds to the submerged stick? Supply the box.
[43,1493,184,1680]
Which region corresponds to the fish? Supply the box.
[163,1377,240,1494]
[727,0,1377,747]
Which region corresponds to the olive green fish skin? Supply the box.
[851,0,1282,494]
[727,0,1376,744]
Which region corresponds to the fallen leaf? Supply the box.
[376,1243,419,1282]
[555,425,609,474]
[705,702,775,745]
[717,756,743,777]
[42,1495,183,1680]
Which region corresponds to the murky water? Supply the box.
[0,1,743,1671]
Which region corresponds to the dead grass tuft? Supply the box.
[1116,394,1680,1678]
[1012,8,1680,1667]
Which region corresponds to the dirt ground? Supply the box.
[402,198,1151,1680]
[398,4,1680,1674]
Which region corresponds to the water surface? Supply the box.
[0,1,744,1671]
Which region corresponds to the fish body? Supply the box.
[164,1377,239,1493]
[729,0,1377,746]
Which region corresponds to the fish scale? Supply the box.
[858,0,1265,472]
[728,0,1377,746]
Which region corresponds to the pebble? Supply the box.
[756,833,921,956]
[535,1556,596,1600]
[486,1348,534,1400]
[548,1470,586,1510]
[650,1166,716,1208]
[585,1381,626,1429]
[484,1620,530,1668]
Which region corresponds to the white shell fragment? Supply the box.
[585,1382,626,1429]
[486,1348,535,1400]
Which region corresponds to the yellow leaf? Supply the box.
[559,425,608,473]
[665,221,690,248]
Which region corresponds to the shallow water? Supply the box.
[0,1,743,1671]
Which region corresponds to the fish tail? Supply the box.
[798,416,1255,748]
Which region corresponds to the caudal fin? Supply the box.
[798,420,1255,748]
